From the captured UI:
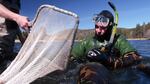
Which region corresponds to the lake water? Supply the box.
[129,40,150,57]
[110,40,150,84]
[12,40,150,84]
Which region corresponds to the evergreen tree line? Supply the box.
[118,22,150,39]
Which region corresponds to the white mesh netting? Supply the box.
[0,5,79,84]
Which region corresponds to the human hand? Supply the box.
[15,15,30,30]
[86,48,108,62]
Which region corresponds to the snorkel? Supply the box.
[108,1,119,44]
[99,1,119,52]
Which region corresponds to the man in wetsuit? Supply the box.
[71,10,143,84]
[71,10,142,69]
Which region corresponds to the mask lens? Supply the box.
[101,17,109,23]
[95,16,109,27]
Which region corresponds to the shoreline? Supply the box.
[127,38,150,40]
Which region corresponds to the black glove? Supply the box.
[86,48,109,62]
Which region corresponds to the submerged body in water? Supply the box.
[31,40,150,84]
[1,40,150,84]
[30,56,150,84]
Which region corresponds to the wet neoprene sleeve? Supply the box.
[114,34,136,57]
[71,37,94,60]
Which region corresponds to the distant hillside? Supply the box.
[75,22,150,40]
[117,23,150,39]
[75,29,94,40]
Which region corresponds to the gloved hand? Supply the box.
[113,52,143,69]
[86,48,109,62]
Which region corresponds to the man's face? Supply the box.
[95,22,108,36]
[94,16,110,36]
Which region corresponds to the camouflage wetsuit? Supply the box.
[71,33,141,69]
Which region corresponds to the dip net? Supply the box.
[0,5,79,84]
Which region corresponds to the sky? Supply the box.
[21,0,150,29]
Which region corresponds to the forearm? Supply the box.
[0,4,19,22]
[0,4,29,28]
[113,51,143,69]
